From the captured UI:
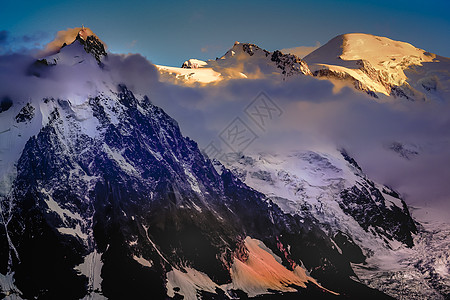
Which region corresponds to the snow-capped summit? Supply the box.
[77,25,90,40]
[216,41,311,76]
[304,33,450,100]
[219,41,270,59]
[39,27,107,66]
[74,31,107,63]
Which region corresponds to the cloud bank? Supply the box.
[0,34,448,221]
[148,76,450,220]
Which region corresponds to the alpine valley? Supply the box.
[0,27,449,300]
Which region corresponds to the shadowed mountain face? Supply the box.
[0,83,393,299]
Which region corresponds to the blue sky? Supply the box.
[1,0,449,66]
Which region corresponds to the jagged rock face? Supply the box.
[0,83,392,299]
[311,59,419,99]
[340,150,418,246]
[313,59,424,100]
[181,59,206,69]
[390,84,423,101]
[0,97,13,113]
[386,142,419,160]
[235,43,312,76]
[339,182,417,247]
[240,43,270,57]
[271,50,312,76]
[14,103,35,123]
[313,68,379,98]
[356,60,391,92]
[216,42,312,78]
[75,34,107,63]
[36,32,107,68]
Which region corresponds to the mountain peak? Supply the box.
[305,32,434,68]
[77,25,90,40]
[157,41,312,84]
[304,32,444,99]
[39,27,107,62]
[74,31,107,63]
[35,27,107,68]
[218,42,269,59]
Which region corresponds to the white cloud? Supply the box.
[1,42,448,221]
[150,76,450,219]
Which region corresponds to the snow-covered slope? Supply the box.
[221,149,417,249]
[219,149,449,299]
[40,28,107,66]
[166,236,332,299]
[156,64,223,84]
[304,33,450,100]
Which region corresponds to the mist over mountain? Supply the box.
[0,27,449,299]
